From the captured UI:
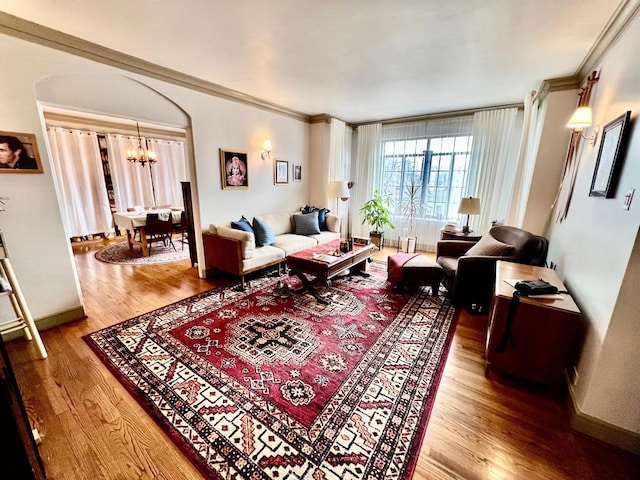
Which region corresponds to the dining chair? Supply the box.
[145,213,176,254]
[173,211,189,250]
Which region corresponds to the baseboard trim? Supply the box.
[1,306,86,341]
[567,382,640,455]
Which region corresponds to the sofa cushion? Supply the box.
[254,212,293,236]
[253,217,276,246]
[293,211,321,235]
[231,215,253,233]
[242,245,285,271]
[216,225,256,259]
[308,231,341,245]
[464,235,514,256]
[272,234,318,256]
[301,205,331,231]
[325,214,340,233]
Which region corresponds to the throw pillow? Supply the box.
[293,211,321,235]
[253,217,276,246]
[231,215,254,233]
[464,235,514,256]
[316,208,330,231]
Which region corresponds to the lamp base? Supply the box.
[462,225,470,234]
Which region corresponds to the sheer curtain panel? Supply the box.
[147,138,187,208]
[46,127,113,237]
[351,123,381,238]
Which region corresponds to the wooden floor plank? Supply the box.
[5,238,640,479]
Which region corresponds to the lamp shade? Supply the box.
[328,181,349,200]
[458,197,480,215]
[567,106,593,129]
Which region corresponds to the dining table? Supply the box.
[113,208,183,257]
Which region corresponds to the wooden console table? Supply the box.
[485,261,581,389]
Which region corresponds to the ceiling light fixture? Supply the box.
[127,121,157,167]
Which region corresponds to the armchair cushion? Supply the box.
[464,235,513,257]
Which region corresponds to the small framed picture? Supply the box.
[275,159,289,185]
[0,131,44,173]
[292,164,302,182]
[220,148,249,189]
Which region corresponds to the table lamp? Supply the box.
[458,197,480,233]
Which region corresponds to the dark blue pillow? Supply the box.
[294,211,321,235]
[231,215,254,233]
[252,217,275,246]
[317,208,330,231]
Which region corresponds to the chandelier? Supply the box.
[126,121,157,167]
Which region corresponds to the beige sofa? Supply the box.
[203,212,341,288]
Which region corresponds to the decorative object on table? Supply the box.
[126,121,159,206]
[292,164,302,181]
[95,240,189,265]
[84,263,456,480]
[274,158,289,184]
[220,148,248,189]
[360,189,394,250]
[0,131,43,173]
[589,110,631,198]
[458,196,480,233]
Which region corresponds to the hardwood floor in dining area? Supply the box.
[6,238,640,479]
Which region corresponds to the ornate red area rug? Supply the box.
[84,263,456,479]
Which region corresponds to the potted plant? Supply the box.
[360,190,395,249]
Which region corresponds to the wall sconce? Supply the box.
[261,140,272,160]
[567,106,599,146]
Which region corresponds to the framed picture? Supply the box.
[274,159,289,185]
[220,148,248,189]
[292,164,302,182]
[589,111,631,198]
[0,131,43,173]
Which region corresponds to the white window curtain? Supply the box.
[106,134,186,211]
[351,123,381,238]
[506,91,544,227]
[327,118,349,231]
[466,107,518,234]
[46,127,113,238]
[147,138,187,208]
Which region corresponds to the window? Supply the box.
[381,134,473,222]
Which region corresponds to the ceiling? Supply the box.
[0,0,627,123]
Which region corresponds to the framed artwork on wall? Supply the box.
[220,148,248,189]
[0,131,43,173]
[275,159,289,185]
[589,110,631,198]
[293,164,302,182]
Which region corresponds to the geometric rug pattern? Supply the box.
[84,263,456,479]
[94,239,189,265]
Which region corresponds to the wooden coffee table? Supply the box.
[286,239,374,303]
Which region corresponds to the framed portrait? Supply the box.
[0,131,43,173]
[292,164,302,182]
[274,159,289,185]
[220,148,249,189]
[589,111,631,198]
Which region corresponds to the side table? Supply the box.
[440,229,482,242]
[485,261,580,390]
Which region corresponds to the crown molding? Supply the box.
[575,0,640,80]
[0,12,311,123]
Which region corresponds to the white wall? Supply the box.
[0,32,310,324]
[545,14,640,434]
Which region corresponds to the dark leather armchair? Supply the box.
[436,226,548,310]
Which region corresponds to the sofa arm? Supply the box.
[215,226,255,259]
[325,214,341,233]
[436,240,476,258]
[203,233,243,277]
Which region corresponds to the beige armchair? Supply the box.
[436,226,548,311]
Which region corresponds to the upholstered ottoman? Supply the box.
[387,253,442,295]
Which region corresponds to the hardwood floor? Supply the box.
[6,239,640,479]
